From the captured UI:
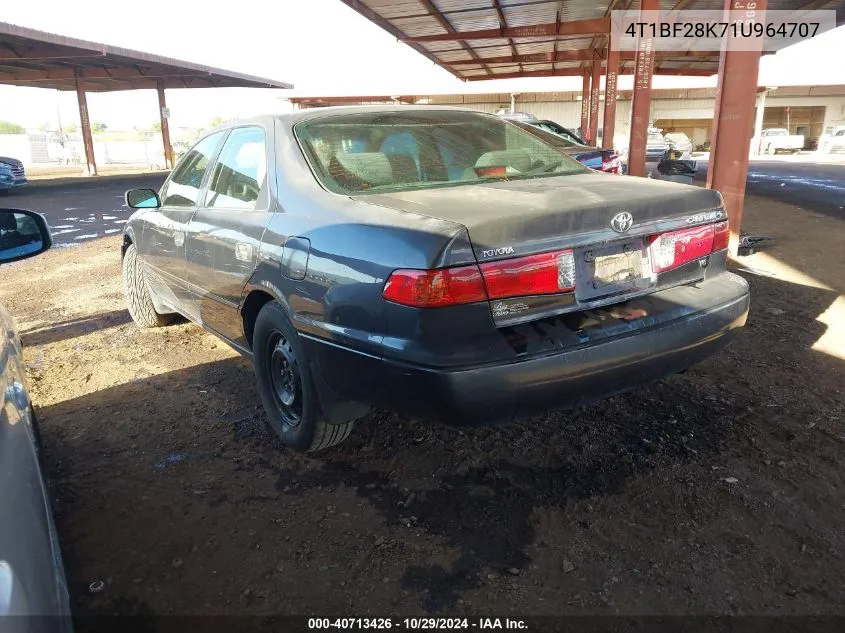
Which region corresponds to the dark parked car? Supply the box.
[0,208,72,628]
[122,107,749,452]
[511,120,621,174]
[0,156,27,191]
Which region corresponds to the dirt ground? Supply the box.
[0,192,843,624]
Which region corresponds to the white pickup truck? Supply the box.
[760,128,804,155]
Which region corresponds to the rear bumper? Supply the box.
[304,273,750,425]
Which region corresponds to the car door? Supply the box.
[139,131,225,316]
[184,125,270,341]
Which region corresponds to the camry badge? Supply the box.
[610,211,634,233]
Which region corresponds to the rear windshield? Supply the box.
[665,133,689,142]
[648,133,665,142]
[294,110,587,195]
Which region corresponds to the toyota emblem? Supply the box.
[610,211,633,233]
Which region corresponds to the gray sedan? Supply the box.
[121,106,749,453]
[0,208,72,630]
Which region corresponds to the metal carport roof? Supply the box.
[341,0,845,81]
[0,21,293,91]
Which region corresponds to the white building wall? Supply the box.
[435,93,845,149]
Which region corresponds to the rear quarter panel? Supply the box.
[242,117,472,357]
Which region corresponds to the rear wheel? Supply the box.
[253,301,355,452]
[767,144,776,155]
[122,243,173,328]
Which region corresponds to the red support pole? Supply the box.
[707,0,767,255]
[627,0,658,177]
[580,70,590,140]
[589,58,602,147]
[157,80,174,170]
[74,68,97,177]
[603,45,620,151]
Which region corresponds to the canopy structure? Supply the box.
[342,0,844,82]
[0,21,292,172]
[342,0,845,254]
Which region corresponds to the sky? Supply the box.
[1,0,844,131]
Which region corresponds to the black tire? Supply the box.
[122,243,173,328]
[253,301,354,452]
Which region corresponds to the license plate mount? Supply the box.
[575,238,652,301]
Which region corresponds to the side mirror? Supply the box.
[0,209,52,265]
[125,188,161,209]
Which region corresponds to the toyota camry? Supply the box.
[121,107,749,452]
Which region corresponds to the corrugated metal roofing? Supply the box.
[341,0,845,81]
[0,22,293,92]
[0,21,292,92]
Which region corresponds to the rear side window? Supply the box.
[295,110,585,195]
[161,132,224,207]
[205,127,267,209]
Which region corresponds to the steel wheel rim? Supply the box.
[266,330,303,427]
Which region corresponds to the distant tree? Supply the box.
[92,122,108,134]
[63,123,78,134]
[151,121,162,132]
[0,120,25,134]
[209,116,225,128]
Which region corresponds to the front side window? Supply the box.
[161,132,225,207]
[205,127,267,209]
[295,110,586,195]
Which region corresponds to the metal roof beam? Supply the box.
[447,49,718,67]
[490,0,521,74]
[401,17,610,43]
[0,67,209,81]
[417,0,491,75]
[465,66,716,81]
[0,45,102,61]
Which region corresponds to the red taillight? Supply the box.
[479,250,575,300]
[649,224,715,273]
[712,220,730,251]
[382,250,577,307]
[600,154,621,174]
[383,265,487,307]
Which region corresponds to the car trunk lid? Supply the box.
[357,173,724,325]
[356,173,721,256]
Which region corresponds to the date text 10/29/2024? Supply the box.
[308,618,528,630]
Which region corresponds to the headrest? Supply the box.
[475,149,532,173]
[334,152,394,187]
[387,154,419,182]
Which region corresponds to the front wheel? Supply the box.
[766,144,776,155]
[122,243,174,328]
[252,301,355,452]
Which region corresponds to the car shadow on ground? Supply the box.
[41,270,843,617]
[21,310,133,348]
